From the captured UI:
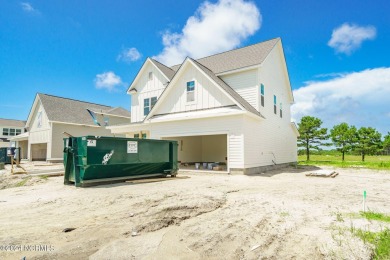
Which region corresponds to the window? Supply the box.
[9,129,15,136]
[260,84,265,107]
[37,111,42,128]
[16,129,22,135]
[187,81,195,102]
[142,133,147,139]
[134,134,140,138]
[2,128,9,136]
[144,96,157,116]
[144,98,150,116]
[273,95,277,114]
[151,97,157,108]
[280,103,283,118]
[148,72,153,81]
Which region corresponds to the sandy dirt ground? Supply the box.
[0,165,389,260]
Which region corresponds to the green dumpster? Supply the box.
[63,136,178,187]
[0,147,20,164]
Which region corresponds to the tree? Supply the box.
[383,132,390,155]
[297,116,329,161]
[330,123,357,161]
[355,127,382,161]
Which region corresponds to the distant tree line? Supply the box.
[297,116,390,161]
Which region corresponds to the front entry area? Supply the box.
[162,134,228,172]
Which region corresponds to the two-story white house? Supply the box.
[109,38,299,174]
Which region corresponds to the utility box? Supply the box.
[63,136,178,187]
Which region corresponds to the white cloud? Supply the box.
[154,0,261,66]
[20,2,40,14]
[291,68,390,135]
[94,71,123,92]
[328,23,376,55]
[117,47,142,63]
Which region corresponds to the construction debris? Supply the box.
[305,170,338,178]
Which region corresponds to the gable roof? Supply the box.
[0,118,26,128]
[127,58,174,93]
[150,59,175,80]
[145,58,263,121]
[191,59,262,117]
[26,93,130,127]
[171,38,280,74]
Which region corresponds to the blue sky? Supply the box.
[1,0,389,134]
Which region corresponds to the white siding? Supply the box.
[29,101,50,143]
[150,115,244,169]
[154,63,235,115]
[243,116,297,167]
[243,42,297,167]
[131,62,168,123]
[220,68,258,110]
[257,41,293,121]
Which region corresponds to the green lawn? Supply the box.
[298,154,390,170]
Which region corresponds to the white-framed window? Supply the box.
[280,102,283,118]
[273,95,277,115]
[2,128,9,136]
[260,84,264,107]
[37,111,42,128]
[148,72,153,81]
[2,128,22,136]
[143,96,157,116]
[187,81,195,102]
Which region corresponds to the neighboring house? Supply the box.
[0,118,26,150]
[109,38,299,174]
[13,93,130,162]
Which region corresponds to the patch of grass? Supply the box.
[361,211,390,223]
[38,175,49,180]
[298,154,390,170]
[14,177,31,187]
[354,228,390,260]
[280,211,289,217]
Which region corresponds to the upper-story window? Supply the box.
[280,103,283,118]
[144,96,157,116]
[187,81,195,102]
[148,72,153,81]
[37,111,42,128]
[260,84,265,107]
[273,95,277,115]
[2,128,22,136]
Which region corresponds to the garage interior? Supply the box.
[30,143,47,161]
[163,134,228,172]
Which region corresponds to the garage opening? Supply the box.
[162,134,228,172]
[31,143,47,161]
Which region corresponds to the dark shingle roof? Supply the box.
[37,94,130,126]
[171,38,279,74]
[190,59,263,117]
[150,59,176,80]
[0,118,26,127]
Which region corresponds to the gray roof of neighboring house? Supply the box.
[0,118,26,127]
[171,38,279,74]
[150,59,176,80]
[191,59,263,118]
[37,93,130,126]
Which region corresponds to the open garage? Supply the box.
[30,143,47,161]
[163,134,228,171]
